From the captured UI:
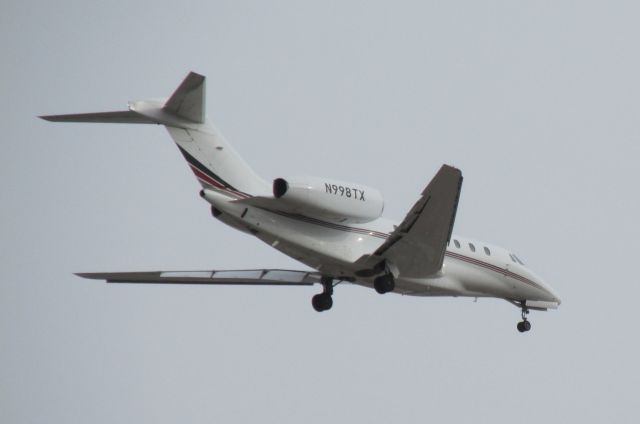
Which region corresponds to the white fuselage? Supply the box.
[204,189,561,306]
[42,71,560,328]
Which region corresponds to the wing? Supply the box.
[360,165,462,278]
[77,269,322,286]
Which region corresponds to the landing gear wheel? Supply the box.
[312,276,335,312]
[374,274,395,294]
[312,293,333,312]
[516,305,532,333]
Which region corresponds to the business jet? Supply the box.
[41,72,561,332]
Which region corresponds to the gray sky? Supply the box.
[2,1,639,422]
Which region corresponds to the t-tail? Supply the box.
[40,72,270,199]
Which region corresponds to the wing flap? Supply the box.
[76,269,321,286]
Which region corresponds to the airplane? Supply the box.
[41,72,561,333]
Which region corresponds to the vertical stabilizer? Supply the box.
[163,72,206,123]
[40,71,270,198]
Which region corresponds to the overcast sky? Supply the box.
[2,1,639,422]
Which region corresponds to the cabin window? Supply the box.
[454,239,460,248]
[509,254,517,263]
[469,243,476,252]
[484,246,491,255]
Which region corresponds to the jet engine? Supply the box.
[271,176,384,223]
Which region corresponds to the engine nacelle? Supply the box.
[272,176,384,223]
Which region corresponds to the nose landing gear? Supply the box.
[517,307,531,333]
[312,276,334,312]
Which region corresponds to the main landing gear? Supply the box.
[373,273,395,294]
[517,307,532,333]
[312,276,334,312]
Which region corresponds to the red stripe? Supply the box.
[445,251,541,291]
[189,165,250,199]
[191,165,225,189]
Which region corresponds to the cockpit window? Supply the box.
[454,239,460,248]
[509,253,525,265]
[469,243,476,252]
[484,246,491,256]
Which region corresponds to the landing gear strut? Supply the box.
[517,306,532,333]
[312,276,334,312]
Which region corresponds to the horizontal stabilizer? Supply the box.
[39,110,156,124]
[76,269,322,286]
[163,72,206,123]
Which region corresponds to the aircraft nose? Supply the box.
[530,271,561,305]
[542,279,561,305]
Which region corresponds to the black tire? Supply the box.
[374,274,395,294]
[321,293,333,311]
[312,294,323,311]
[312,293,332,312]
[517,322,525,333]
[523,320,531,332]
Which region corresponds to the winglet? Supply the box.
[163,72,206,123]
